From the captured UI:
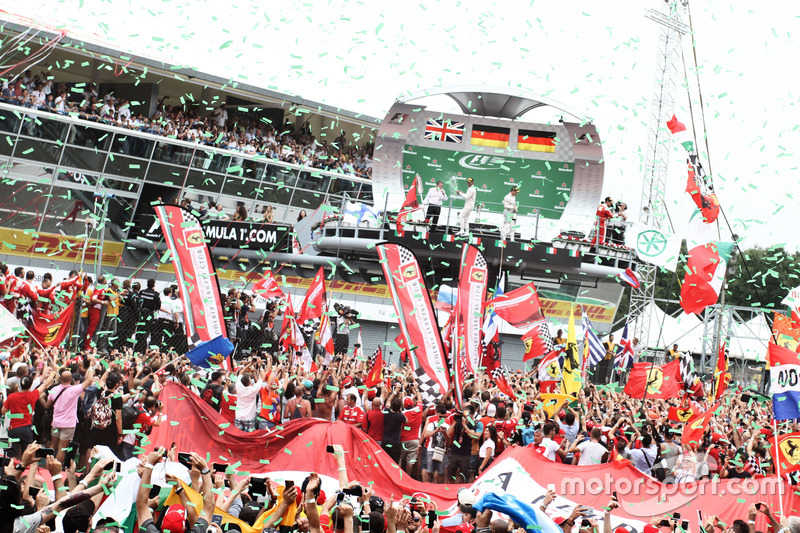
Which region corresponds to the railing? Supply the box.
[329,195,633,254]
[0,101,373,240]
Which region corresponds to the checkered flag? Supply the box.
[490,365,516,401]
[680,352,702,395]
[414,367,442,406]
[539,322,556,354]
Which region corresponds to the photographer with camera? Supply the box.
[333,303,359,356]
[607,201,628,246]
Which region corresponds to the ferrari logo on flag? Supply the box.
[780,438,800,465]
[402,265,417,279]
[646,367,664,395]
[677,409,693,422]
[546,361,560,379]
[471,269,485,282]
[185,229,206,246]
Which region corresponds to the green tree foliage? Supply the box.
[617,245,800,319]
[725,246,800,308]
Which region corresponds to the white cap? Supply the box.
[11,362,25,373]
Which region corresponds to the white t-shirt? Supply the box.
[539,438,561,462]
[479,439,495,459]
[577,441,608,465]
[425,420,450,451]
[234,379,263,421]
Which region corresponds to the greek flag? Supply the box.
[583,315,605,368]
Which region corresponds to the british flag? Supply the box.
[424,118,465,143]
[614,321,635,371]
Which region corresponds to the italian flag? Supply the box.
[666,115,695,153]
[679,209,733,314]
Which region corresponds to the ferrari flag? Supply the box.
[681,402,720,448]
[154,204,227,344]
[377,243,450,404]
[773,431,800,475]
[490,282,543,330]
[297,267,326,324]
[623,360,683,399]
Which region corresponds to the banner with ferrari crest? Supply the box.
[154,204,228,345]
[376,243,449,405]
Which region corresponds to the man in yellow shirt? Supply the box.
[668,344,680,361]
[99,277,121,353]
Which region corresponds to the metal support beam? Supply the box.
[630,0,686,348]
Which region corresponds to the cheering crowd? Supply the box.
[0,261,795,532]
[2,71,374,180]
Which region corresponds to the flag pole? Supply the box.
[774,416,785,518]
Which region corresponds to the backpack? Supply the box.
[122,404,145,430]
[88,391,114,430]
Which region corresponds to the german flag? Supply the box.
[471,124,510,148]
[518,129,556,153]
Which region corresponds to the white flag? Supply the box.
[783,286,800,317]
[0,306,25,343]
[625,222,682,271]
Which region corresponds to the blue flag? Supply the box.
[474,492,562,533]
[185,335,234,369]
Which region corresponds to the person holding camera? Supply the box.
[608,201,628,245]
[446,405,480,483]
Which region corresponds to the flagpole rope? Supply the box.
[682,6,779,346]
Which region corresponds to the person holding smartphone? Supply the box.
[2,368,56,458]
[137,449,215,533]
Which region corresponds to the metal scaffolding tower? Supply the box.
[629,1,690,351]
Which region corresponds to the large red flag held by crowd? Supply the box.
[681,402,720,448]
[623,360,683,399]
[297,267,326,324]
[377,243,450,404]
[490,281,543,329]
[154,204,228,345]
[27,297,80,346]
[772,431,800,475]
[252,270,285,300]
[147,382,799,532]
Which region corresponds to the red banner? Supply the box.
[154,205,227,344]
[147,382,800,531]
[28,299,78,346]
[456,245,488,373]
[377,243,449,404]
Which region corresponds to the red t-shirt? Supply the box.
[364,408,385,442]
[341,405,365,426]
[401,402,424,441]
[5,389,41,429]
[219,392,237,424]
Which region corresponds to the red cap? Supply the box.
[643,525,660,533]
[343,376,353,387]
[403,397,414,409]
[162,505,187,533]
[553,517,568,525]
[367,389,377,401]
